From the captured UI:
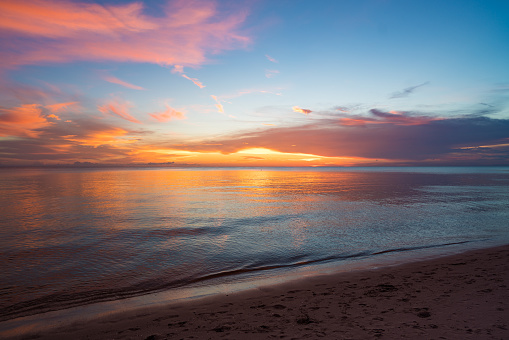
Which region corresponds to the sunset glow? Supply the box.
[0,0,508,166]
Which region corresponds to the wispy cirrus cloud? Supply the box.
[172,65,206,88]
[265,54,278,63]
[149,105,185,122]
[103,76,144,90]
[45,101,79,113]
[390,82,429,99]
[0,0,250,69]
[265,69,279,78]
[98,100,140,123]
[210,95,224,114]
[334,106,351,113]
[181,74,206,88]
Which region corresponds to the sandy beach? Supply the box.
[8,244,509,340]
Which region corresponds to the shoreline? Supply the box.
[4,244,508,339]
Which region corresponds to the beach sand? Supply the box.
[12,245,509,339]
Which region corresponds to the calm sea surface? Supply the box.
[1,167,509,326]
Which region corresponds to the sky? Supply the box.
[1,0,509,167]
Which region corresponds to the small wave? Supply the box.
[0,239,484,323]
[370,240,475,256]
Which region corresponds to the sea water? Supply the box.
[1,167,508,328]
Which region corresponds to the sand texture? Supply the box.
[10,245,509,339]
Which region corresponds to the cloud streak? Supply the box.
[211,95,224,114]
[172,65,206,88]
[45,101,79,112]
[339,109,439,126]
[265,55,278,63]
[265,69,279,78]
[98,100,140,123]
[390,82,429,99]
[181,74,206,88]
[103,76,144,90]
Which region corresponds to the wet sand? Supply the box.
[9,245,509,339]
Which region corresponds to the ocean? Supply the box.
[1,167,509,334]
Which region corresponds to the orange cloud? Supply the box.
[149,105,185,122]
[0,104,51,137]
[63,127,132,147]
[0,0,250,68]
[45,101,79,112]
[98,100,140,123]
[103,76,144,90]
[47,113,60,120]
[292,106,312,115]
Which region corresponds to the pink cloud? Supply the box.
[0,0,156,37]
[265,69,279,78]
[339,117,385,126]
[98,100,140,123]
[172,65,185,74]
[149,105,185,122]
[335,106,350,113]
[0,0,250,69]
[172,65,206,88]
[265,54,278,63]
[103,76,144,90]
[181,74,206,88]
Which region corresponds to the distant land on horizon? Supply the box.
[1,162,509,169]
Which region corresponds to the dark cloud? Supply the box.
[390,82,429,99]
[167,112,509,164]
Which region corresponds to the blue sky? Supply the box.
[0,0,508,166]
